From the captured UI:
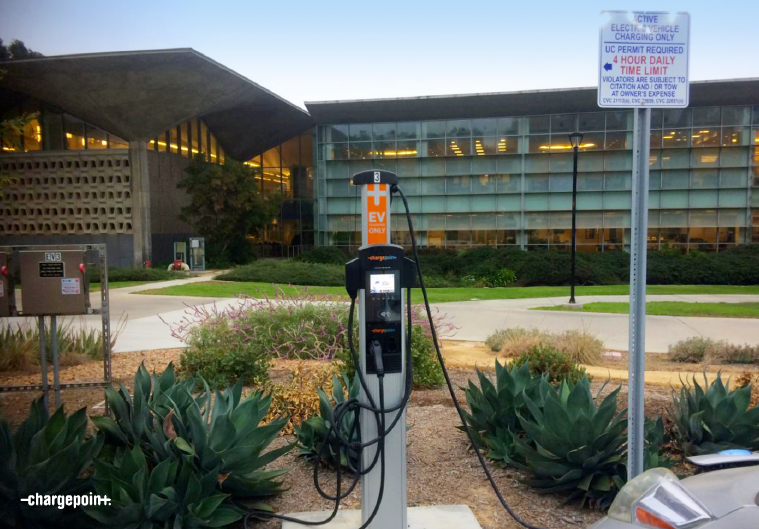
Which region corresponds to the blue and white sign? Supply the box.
[598,11,690,108]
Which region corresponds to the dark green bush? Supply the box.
[462,268,517,288]
[413,245,759,287]
[513,344,588,385]
[296,246,350,265]
[217,259,345,286]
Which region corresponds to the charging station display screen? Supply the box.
[370,273,395,294]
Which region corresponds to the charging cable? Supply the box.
[393,184,547,529]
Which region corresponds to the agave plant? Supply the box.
[92,362,292,500]
[459,360,550,466]
[294,373,361,470]
[644,416,672,469]
[670,371,759,455]
[514,377,627,509]
[0,397,103,528]
[85,445,243,528]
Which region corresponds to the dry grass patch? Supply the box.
[487,326,604,365]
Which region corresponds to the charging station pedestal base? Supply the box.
[281,505,483,529]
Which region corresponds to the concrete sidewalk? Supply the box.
[4,277,759,354]
[436,294,759,352]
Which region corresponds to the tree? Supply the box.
[1,38,43,148]
[1,38,43,194]
[0,38,43,60]
[178,157,282,265]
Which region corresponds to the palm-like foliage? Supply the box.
[294,374,361,470]
[514,378,627,509]
[671,372,759,455]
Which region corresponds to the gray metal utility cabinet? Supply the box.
[19,249,90,316]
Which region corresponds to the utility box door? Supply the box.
[20,250,88,316]
[0,252,12,317]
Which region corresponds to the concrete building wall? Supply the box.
[0,150,137,267]
[146,150,194,263]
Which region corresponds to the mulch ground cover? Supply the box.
[0,344,717,529]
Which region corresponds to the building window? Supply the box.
[22,117,42,151]
[64,115,86,150]
[86,125,108,150]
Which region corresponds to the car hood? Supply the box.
[681,466,759,518]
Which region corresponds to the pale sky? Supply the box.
[1,0,756,109]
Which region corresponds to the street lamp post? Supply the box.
[568,132,584,304]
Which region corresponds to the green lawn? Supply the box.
[533,301,759,318]
[134,281,759,304]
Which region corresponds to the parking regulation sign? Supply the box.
[598,11,690,108]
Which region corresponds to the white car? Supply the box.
[591,461,759,529]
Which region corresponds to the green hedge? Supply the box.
[217,259,345,286]
[415,245,759,286]
[295,246,350,266]
[216,246,759,287]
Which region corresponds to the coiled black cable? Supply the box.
[244,184,545,529]
[243,263,413,529]
[393,184,546,529]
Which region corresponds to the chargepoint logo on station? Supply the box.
[365,183,389,245]
[367,255,397,262]
[598,11,690,108]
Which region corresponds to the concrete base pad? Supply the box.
[562,303,584,309]
[282,505,481,528]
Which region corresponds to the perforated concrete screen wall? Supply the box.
[0,152,133,236]
[19,250,89,315]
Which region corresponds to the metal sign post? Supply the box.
[598,10,690,480]
[628,107,651,478]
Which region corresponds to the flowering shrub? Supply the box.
[166,287,455,389]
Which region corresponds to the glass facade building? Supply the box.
[314,105,759,252]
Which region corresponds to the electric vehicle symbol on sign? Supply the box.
[590,462,759,529]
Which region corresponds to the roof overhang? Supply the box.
[0,49,313,160]
[305,78,759,124]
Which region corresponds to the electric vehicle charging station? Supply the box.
[345,170,416,529]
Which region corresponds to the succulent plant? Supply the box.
[0,397,103,528]
[644,416,673,469]
[459,360,550,461]
[86,445,243,528]
[294,373,361,470]
[670,371,759,455]
[92,362,292,500]
[514,378,627,509]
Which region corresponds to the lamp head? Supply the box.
[568,132,584,149]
